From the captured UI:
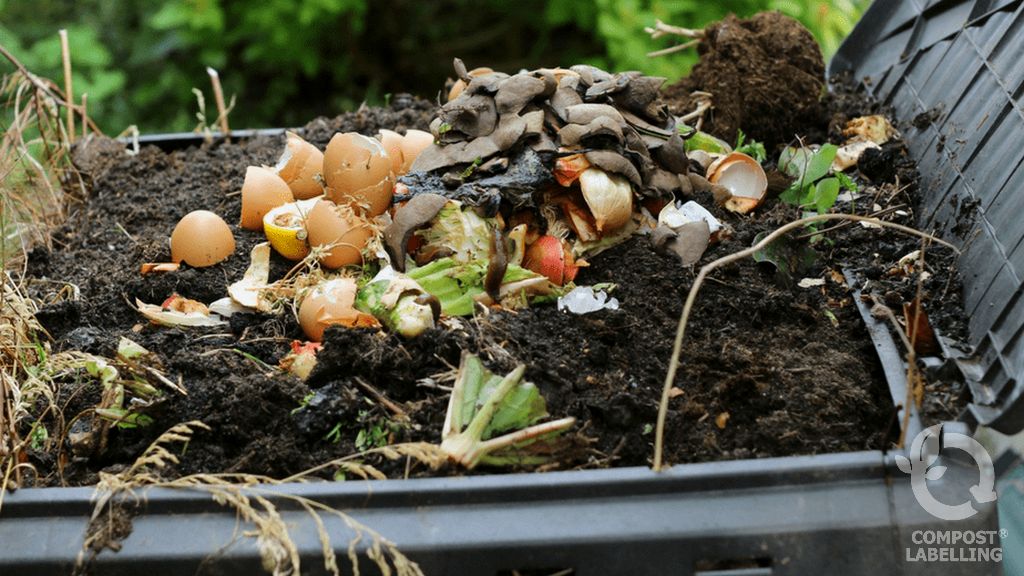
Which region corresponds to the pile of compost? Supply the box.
[18,16,970,488]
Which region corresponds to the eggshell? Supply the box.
[306,200,375,269]
[170,210,236,267]
[376,129,405,175]
[298,278,377,341]
[398,130,434,174]
[322,133,394,217]
[448,66,494,101]
[240,166,294,230]
[707,152,767,214]
[275,132,325,199]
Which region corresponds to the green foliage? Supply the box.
[2,0,869,133]
[752,230,819,287]
[778,143,855,213]
[734,129,766,162]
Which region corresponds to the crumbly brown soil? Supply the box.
[21,86,968,487]
[662,12,826,149]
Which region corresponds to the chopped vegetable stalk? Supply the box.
[356,267,438,338]
[407,257,554,316]
[441,353,575,469]
[415,201,493,263]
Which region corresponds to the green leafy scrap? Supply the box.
[752,231,819,288]
[440,354,574,469]
[407,257,553,317]
[734,129,767,162]
[778,143,855,214]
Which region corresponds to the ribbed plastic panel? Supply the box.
[830,0,1024,434]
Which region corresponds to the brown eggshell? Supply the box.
[240,166,294,230]
[298,278,377,341]
[376,130,405,176]
[306,199,375,269]
[276,132,325,200]
[398,130,435,174]
[448,66,494,101]
[170,210,236,267]
[322,132,394,217]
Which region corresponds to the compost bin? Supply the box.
[3,0,1023,574]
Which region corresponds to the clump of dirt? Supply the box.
[663,12,825,148]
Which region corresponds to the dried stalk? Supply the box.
[645,19,705,57]
[80,93,88,140]
[207,67,230,140]
[652,214,958,471]
[79,422,442,576]
[59,29,74,141]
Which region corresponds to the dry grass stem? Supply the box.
[207,67,230,140]
[59,29,74,140]
[78,422,447,575]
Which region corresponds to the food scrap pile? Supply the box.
[148,59,785,350]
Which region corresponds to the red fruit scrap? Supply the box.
[523,235,579,285]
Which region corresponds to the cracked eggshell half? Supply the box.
[306,199,375,269]
[323,132,395,217]
[298,278,377,342]
[240,166,294,230]
[707,152,767,215]
[275,132,324,200]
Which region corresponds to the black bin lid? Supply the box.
[830,0,1024,434]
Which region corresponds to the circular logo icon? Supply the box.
[895,424,997,521]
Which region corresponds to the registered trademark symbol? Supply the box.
[1001,529,1008,538]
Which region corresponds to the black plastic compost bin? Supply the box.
[3,1,1024,574]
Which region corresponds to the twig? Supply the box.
[652,213,958,471]
[644,19,705,40]
[647,39,702,58]
[59,30,74,141]
[678,92,712,120]
[794,204,905,241]
[900,240,930,447]
[353,376,408,421]
[80,93,88,140]
[206,67,230,141]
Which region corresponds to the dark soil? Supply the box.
[21,85,969,488]
[662,12,826,149]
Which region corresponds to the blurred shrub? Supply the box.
[0,0,868,134]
